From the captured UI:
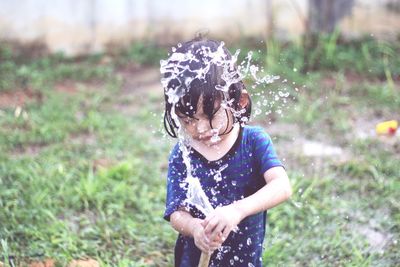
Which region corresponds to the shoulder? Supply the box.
[167,143,187,175]
[168,143,183,163]
[243,125,272,143]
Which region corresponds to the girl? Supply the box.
[162,38,292,267]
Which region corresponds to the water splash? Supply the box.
[213,164,228,182]
[185,175,214,216]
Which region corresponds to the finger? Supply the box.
[201,241,213,254]
[213,232,223,243]
[209,246,218,253]
[205,242,218,253]
[194,240,205,253]
[209,240,222,249]
[202,213,215,227]
[203,230,211,244]
[198,238,210,253]
[209,240,222,252]
[209,222,225,242]
[194,230,210,253]
[196,236,210,251]
[200,217,210,227]
[221,226,231,241]
[204,217,219,235]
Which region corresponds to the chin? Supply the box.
[204,138,223,147]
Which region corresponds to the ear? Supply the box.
[239,90,250,108]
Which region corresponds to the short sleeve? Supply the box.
[252,127,283,176]
[164,144,187,221]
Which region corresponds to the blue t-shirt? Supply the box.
[164,125,283,267]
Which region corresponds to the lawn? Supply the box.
[0,36,399,266]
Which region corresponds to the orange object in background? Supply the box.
[376,120,398,135]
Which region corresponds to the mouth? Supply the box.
[197,128,221,141]
[196,134,222,145]
[197,135,213,141]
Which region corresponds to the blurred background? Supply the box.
[0,0,399,266]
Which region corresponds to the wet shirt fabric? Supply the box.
[164,125,283,267]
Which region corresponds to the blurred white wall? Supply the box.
[0,0,398,55]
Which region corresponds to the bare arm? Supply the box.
[170,210,200,237]
[170,210,222,253]
[234,166,292,218]
[203,166,292,240]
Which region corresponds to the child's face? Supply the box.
[177,97,233,146]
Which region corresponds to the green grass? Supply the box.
[1,36,399,266]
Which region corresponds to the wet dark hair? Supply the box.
[162,38,252,138]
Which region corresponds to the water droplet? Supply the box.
[293,201,302,208]
[211,134,221,143]
[211,188,217,195]
[278,91,290,98]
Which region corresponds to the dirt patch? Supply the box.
[93,157,116,172]
[0,88,43,109]
[350,224,393,253]
[55,80,105,95]
[301,140,344,157]
[263,121,301,137]
[117,65,160,94]
[321,71,400,90]
[10,143,47,158]
[55,81,79,94]
[345,71,380,85]
[69,132,97,146]
[69,259,99,267]
[28,258,55,267]
[112,66,161,115]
